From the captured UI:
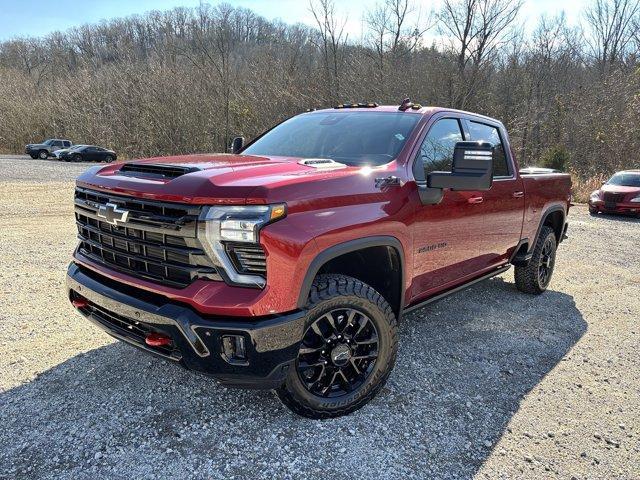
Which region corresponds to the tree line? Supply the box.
[0,0,639,179]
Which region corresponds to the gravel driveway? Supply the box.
[1,155,638,479]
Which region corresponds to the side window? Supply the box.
[416,118,463,175]
[53,140,63,147]
[63,141,71,147]
[467,121,511,177]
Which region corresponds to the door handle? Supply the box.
[468,196,484,204]
[512,191,524,198]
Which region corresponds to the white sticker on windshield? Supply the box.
[395,133,405,141]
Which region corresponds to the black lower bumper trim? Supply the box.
[66,263,306,389]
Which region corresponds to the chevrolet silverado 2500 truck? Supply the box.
[67,102,571,418]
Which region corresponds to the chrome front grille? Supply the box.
[602,192,626,203]
[74,187,220,288]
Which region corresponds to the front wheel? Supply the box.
[73,154,83,162]
[276,274,398,418]
[514,225,557,294]
[38,150,48,159]
[588,205,598,215]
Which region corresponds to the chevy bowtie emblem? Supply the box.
[97,202,129,226]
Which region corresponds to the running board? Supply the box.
[403,265,511,314]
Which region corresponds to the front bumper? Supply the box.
[589,199,639,215]
[66,263,306,389]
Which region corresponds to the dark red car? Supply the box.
[589,170,640,216]
[66,102,571,418]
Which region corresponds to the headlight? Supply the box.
[589,191,601,201]
[631,195,640,203]
[199,204,286,287]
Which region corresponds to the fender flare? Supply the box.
[296,235,406,310]
[529,204,566,253]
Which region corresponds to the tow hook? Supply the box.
[145,332,172,347]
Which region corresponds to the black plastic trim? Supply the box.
[530,205,566,253]
[296,236,405,310]
[403,265,511,314]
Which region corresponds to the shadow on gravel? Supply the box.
[1,277,586,479]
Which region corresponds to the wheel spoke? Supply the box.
[354,316,371,339]
[353,334,378,346]
[299,344,324,355]
[349,358,362,375]
[322,312,338,333]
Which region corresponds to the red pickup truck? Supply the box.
[66,102,571,418]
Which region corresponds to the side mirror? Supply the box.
[428,141,494,191]
[231,136,245,154]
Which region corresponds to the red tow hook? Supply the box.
[71,297,88,308]
[145,332,172,347]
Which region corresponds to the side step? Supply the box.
[403,265,511,314]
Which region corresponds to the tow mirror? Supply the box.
[231,136,245,154]
[428,141,494,191]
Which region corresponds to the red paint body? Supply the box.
[73,106,571,318]
[588,170,640,216]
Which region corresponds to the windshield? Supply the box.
[42,139,54,145]
[607,173,640,187]
[242,112,421,166]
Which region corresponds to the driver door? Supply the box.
[409,117,488,301]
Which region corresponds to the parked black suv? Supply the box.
[25,139,72,159]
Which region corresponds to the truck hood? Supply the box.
[76,153,394,206]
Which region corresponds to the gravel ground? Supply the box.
[0,155,638,479]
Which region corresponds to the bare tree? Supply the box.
[309,0,347,101]
[584,0,640,74]
[437,0,523,108]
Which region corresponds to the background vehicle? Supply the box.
[54,144,88,159]
[59,145,117,162]
[66,103,571,418]
[25,139,72,159]
[519,167,560,174]
[588,170,640,216]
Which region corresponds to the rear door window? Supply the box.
[467,121,511,177]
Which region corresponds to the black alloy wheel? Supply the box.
[296,308,379,398]
[73,154,82,162]
[514,225,557,294]
[276,274,397,418]
[537,235,555,289]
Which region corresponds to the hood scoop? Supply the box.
[298,158,346,170]
[118,163,201,179]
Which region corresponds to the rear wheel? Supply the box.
[514,226,557,294]
[276,274,397,418]
[38,150,48,159]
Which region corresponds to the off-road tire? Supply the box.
[38,150,48,159]
[276,274,398,419]
[588,205,598,215]
[514,225,557,294]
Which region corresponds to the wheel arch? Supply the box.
[296,236,406,317]
[531,205,566,252]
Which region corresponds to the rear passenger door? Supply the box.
[462,119,524,268]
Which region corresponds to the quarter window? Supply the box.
[467,121,510,177]
[416,118,463,175]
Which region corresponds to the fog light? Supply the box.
[221,335,247,364]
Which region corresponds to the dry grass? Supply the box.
[570,172,608,203]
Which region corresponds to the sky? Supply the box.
[0,0,588,42]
